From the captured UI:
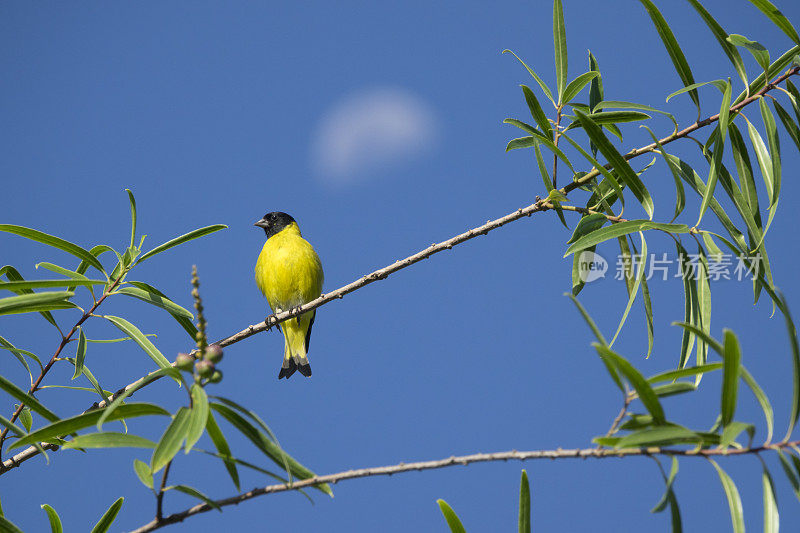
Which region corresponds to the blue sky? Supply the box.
[2,1,800,531]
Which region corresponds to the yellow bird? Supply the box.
[254,212,324,379]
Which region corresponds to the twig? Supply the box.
[3,67,797,477]
[156,461,172,520]
[128,439,800,533]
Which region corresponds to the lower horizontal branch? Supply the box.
[129,439,800,533]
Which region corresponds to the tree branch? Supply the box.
[129,439,800,533]
[3,66,797,477]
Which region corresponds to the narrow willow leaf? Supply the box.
[728,123,762,226]
[574,110,654,217]
[519,470,531,533]
[151,408,192,473]
[0,515,24,533]
[35,262,89,281]
[125,189,137,250]
[686,0,748,88]
[136,224,227,264]
[565,294,609,347]
[113,286,193,320]
[616,426,710,447]
[506,133,574,172]
[762,464,779,533]
[639,0,698,111]
[127,281,198,339]
[642,126,684,221]
[206,411,240,491]
[777,449,800,502]
[648,363,723,384]
[0,414,27,438]
[594,344,665,424]
[773,99,800,152]
[610,233,647,345]
[97,367,182,429]
[562,71,599,104]
[589,52,603,114]
[697,80,731,225]
[62,432,155,450]
[733,45,800,104]
[780,292,800,441]
[695,247,712,378]
[595,100,677,129]
[564,220,689,257]
[133,459,153,489]
[652,457,678,513]
[720,421,755,448]
[1,336,33,387]
[559,132,625,211]
[170,485,222,512]
[40,504,63,533]
[553,0,568,100]
[759,97,781,237]
[71,328,87,380]
[746,0,800,44]
[90,497,123,533]
[437,500,467,533]
[533,143,567,228]
[9,403,168,450]
[0,279,104,291]
[709,459,745,533]
[0,292,76,316]
[0,375,59,423]
[728,34,770,73]
[652,382,696,397]
[721,330,742,426]
[502,50,556,103]
[0,225,104,273]
[563,111,651,135]
[521,85,552,137]
[740,365,774,443]
[103,315,173,370]
[567,213,606,244]
[185,384,209,453]
[666,79,726,103]
[210,402,332,496]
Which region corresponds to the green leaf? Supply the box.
[553,0,568,101]
[594,344,665,424]
[40,504,63,533]
[62,432,156,450]
[560,132,625,212]
[609,233,647,346]
[71,328,87,380]
[0,515,24,533]
[652,382,696,398]
[721,330,742,426]
[519,470,530,533]
[733,45,800,104]
[505,133,574,173]
[574,110,654,217]
[0,374,60,423]
[210,402,332,496]
[1,413,28,437]
[779,292,800,441]
[648,363,723,384]
[746,0,800,44]
[564,220,689,257]
[588,52,603,112]
[533,144,567,228]
[615,426,711,447]
[113,286,193,320]
[740,366,773,444]
[185,384,209,453]
[562,71,599,104]
[720,421,755,448]
[665,79,726,103]
[126,189,137,250]
[565,294,608,346]
[777,449,800,502]
[567,213,607,244]
[437,499,467,533]
[502,50,555,104]
[521,85,552,137]
[652,456,678,513]
[97,367,182,429]
[594,101,677,129]
[759,97,781,239]
[102,315,173,370]
[0,225,105,273]
[762,463,779,533]
[9,403,168,450]
[638,0,698,111]
[151,408,192,473]
[0,279,104,291]
[0,291,76,316]
[136,224,227,264]
[773,99,800,153]
[171,485,221,512]
[127,281,198,340]
[727,34,770,73]
[686,0,748,89]
[205,411,240,491]
[728,124,762,226]
[709,459,744,533]
[90,497,123,533]
[654,457,683,532]
[643,126,685,222]
[134,459,153,489]
[695,247,712,378]
[697,80,731,225]
[565,110,651,130]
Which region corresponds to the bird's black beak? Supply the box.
[254,219,269,229]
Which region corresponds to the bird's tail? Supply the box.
[278,317,312,379]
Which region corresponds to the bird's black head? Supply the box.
[253,211,296,239]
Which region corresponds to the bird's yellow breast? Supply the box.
[255,222,324,311]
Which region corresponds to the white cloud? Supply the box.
[311,87,437,185]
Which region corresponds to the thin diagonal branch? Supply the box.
[4,66,797,477]
[129,439,800,533]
